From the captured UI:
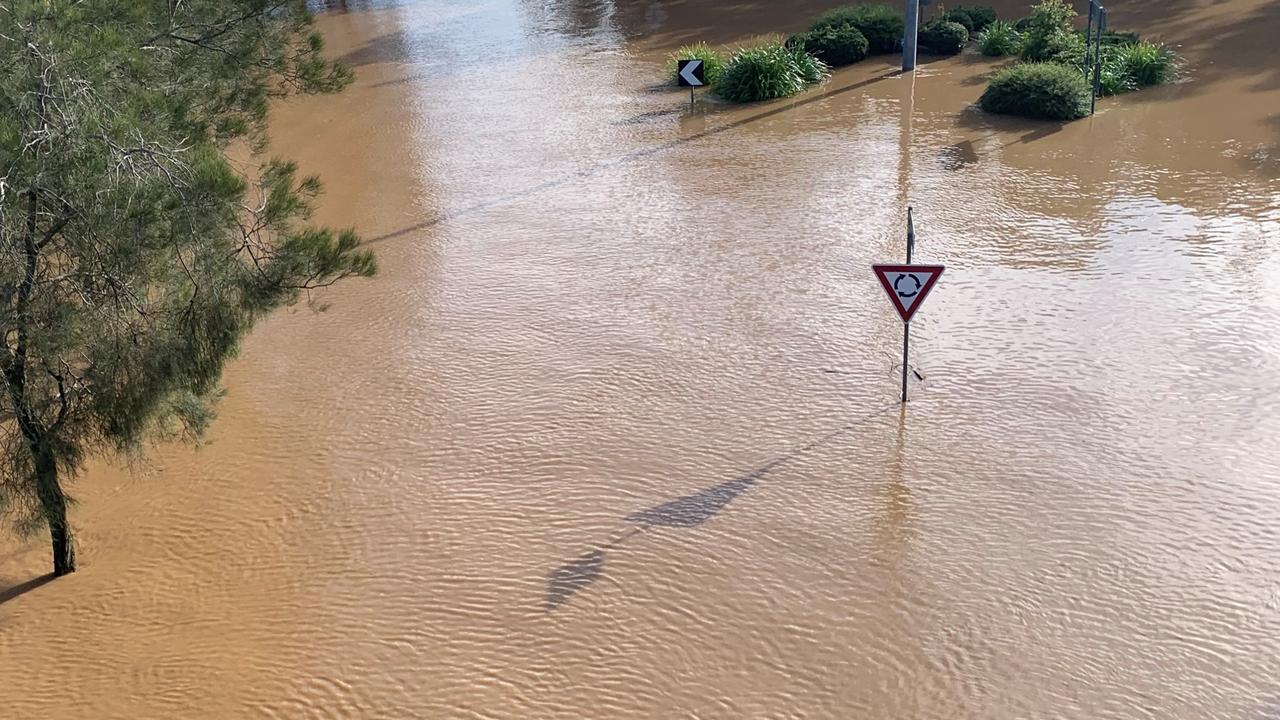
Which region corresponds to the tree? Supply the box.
[0,1,375,575]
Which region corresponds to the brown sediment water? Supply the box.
[3,0,1279,717]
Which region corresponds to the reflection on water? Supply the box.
[4,0,1280,717]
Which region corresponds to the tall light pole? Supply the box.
[902,0,920,71]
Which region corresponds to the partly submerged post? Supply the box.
[901,207,915,402]
[1091,5,1107,114]
[902,0,920,71]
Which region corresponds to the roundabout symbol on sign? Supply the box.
[894,273,922,298]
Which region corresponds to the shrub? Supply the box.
[1020,0,1076,61]
[979,62,1091,120]
[943,5,998,32]
[1013,16,1034,31]
[664,42,725,86]
[978,20,1023,56]
[714,41,829,102]
[919,19,968,55]
[1044,30,1086,67]
[811,4,904,54]
[1112,41,1176,86]
[801,24,870,65]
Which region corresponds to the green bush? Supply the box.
[979,62,1091,120]
[1020,0,1076,61]
[943,5,998,32]
[714,41,829,102]
[1044,30,1086,67]
[920,19,968,55]
[800,24,870,65]
[811,4,904,54]
[978,20,1023,56]
[664,42,725,86]
[1013,16,1034,31]
[1112,41,1176,86]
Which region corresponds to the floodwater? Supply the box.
[3,0,1280,717]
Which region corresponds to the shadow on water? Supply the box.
[0,573,55,606]
[625,467,769,527]
[543,405,898,612]
[363,69,904,247]
[544,548,605,611]
[937,139,980,171]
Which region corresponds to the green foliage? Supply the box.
[811,4,904,54]
[1,0,375,573]
[920,19,969,55]
[664,43,725,86]
[1100,30,1140,46]
[798,24,870,66]
[942,5,998,32]
[979,62,1091,120]
[1096,54,1136,95]
[1044,30,1086,68]
[1020,0,1077,61]
[978,20,1023,56]
[1110,41,1176,86]
[714,41,828,102]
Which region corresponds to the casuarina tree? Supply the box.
[0,1,375,575]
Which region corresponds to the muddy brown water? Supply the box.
[3,0,1280,717]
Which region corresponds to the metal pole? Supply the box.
[1091,9,1106,114]
[1085,0,1094,68]
[902,323,911,403]
[690,86,695,108]
[902,206,914,403]
[906,206,915,264]
[902,0,919,71]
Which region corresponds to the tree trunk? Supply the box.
[34,449,76,576]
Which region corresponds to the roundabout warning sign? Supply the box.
[872,264,944,324]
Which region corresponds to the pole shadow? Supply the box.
[543,404,898,611]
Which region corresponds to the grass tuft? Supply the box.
[714,41,829,103]
[664,42,725,86]
[978,20,1022,56]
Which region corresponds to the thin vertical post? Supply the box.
[906,206,915,264]
[1085,0,1095,71]
[1091,8,1106,114]
[902,323,911,403]
[902,0,919,71]
[902,207,914,403]
[690,86,695,108]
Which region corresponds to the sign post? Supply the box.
[677,59,706,107]
[873,208,944,403]
[902,0,920,71]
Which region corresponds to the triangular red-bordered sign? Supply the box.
[872,264,945,323]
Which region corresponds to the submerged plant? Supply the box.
[978,20,1023,56]
[664,42,725,86]
[920,19,969,55]
[714,41,829,103]
[799,24,870,66]
[942,5,998,32]
[979,62,1091,120]
[810,4,904,54]
[1112,41,1176,86]
[1020,0,1076,62]
[1095,54,1137,95]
